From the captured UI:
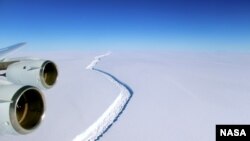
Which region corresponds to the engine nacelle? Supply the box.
[0,85,45,135]
[6,60,58,89]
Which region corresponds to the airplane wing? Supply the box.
[0,42,26,61]
[0,43,25,103]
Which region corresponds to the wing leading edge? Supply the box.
[0,42,26,60]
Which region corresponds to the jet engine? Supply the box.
[5,60,58,89]
[0,43,58,135]
[0,85,45,135]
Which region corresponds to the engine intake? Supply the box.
[40,61,58,88]
[0,85,45,135]
[10,86,45,134]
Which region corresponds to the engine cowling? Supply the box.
[0,85,45,135]
[6,60,58,89]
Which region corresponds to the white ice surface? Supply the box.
[1,51,250,141]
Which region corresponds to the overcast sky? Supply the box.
[0,0,249,51]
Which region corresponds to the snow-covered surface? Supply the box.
[1,51,250,141]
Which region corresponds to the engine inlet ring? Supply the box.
[9,86,45,134]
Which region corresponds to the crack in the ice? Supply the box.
[93,68,133,141]
[73,53,133,141]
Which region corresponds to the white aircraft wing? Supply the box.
[0,42,26,61]
[0,43,26,103]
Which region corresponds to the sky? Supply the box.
[0,0,249,51]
